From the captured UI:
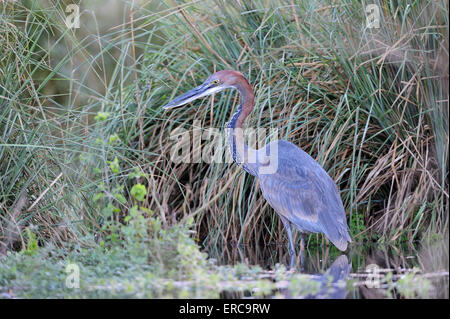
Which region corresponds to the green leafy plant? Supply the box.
[130,184,147,202]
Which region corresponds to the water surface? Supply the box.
[209,238,449,299]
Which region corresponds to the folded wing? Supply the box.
[258,141,351,251]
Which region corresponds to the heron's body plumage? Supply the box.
[257,140,351,251]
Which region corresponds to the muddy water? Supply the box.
[210,238,449,299]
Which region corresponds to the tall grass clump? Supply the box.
[118,0,448,257]
[0,0,135,252]
[0,0,448,265]
[0,1,86,253]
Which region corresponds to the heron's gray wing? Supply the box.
[259,160,324,231]
[258,142,351,250]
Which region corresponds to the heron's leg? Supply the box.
[299,232,307,272]
[280,216,295,269]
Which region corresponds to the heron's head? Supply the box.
[163,70,248,110]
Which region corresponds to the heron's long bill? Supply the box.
[163,82,223,109]
[162,83,209,109]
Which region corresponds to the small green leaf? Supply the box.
[115,193,126,204]
[130,184,147,202]
[93,193,104,202]
[23,227,38,256]
[108,157,120,174]
[108,133,120,145]
[94,111,109,121]
[129,167,148,179]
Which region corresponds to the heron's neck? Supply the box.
[226,82,257,176]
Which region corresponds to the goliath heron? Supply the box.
[163,70,351,266]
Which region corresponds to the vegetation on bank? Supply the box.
[0,209,439,298]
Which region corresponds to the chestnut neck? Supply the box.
[226,79,257,176]
[234,81,254,128]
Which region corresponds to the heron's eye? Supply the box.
[211,79,220,85]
